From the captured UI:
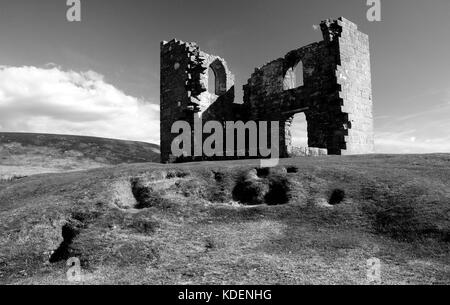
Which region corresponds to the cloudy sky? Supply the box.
[0,0,449,153]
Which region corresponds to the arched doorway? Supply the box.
[200,58,230,118]
[283,61,304,90]
[207,66,216,95]
[285,112,308,156]
[207,59,227,96]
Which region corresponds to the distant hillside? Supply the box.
[0,132,160,179]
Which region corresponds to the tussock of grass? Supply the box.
[265,174,291,205]
[232,175,268,205]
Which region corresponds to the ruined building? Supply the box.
[160,17,374,163]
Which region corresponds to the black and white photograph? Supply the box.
[0,0,448,294]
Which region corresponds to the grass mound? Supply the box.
[0,154,449,284]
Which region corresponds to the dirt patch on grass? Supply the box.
[328,189,346,205]
[285,166,299,173]
[130,177,173,210]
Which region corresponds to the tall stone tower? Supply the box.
[330,18,374,154]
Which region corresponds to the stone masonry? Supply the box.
[160,17,374,163]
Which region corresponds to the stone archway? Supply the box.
[208,58,227,96]
[284,111,309,156]
[283,60,304,91]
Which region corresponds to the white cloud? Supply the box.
[0,66,159,144]
[375,132,450,154]
[290,113,308,147]
[374,100,450,153]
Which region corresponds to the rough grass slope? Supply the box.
[0,154,448,284]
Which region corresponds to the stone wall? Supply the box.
[160,17,374,163]
[160,40,236,162]
[242,17,374,156]
[334,19,375,154]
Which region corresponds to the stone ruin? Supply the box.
[160,17,374,163]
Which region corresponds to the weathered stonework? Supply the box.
[160,17,374,163]
[160,39,238,162]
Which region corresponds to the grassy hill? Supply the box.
[0,132,160,179]
[0,154,448,284]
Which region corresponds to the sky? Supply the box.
[0,0,449,153]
